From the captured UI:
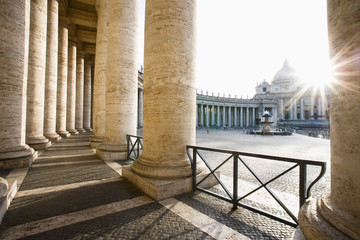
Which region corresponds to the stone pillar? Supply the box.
[318,97,322,119]
[75,51,85,133]
[289,99,293,120]
[26,0,51,150]
[300,98,305,120]
[56,17,70,137]
[138,89,143,128]
[252,107,256,126]
[222,106,226,127]
[44,0,61,142]
[211,105,215,127]
[83,61,92,131]
[293,99,297,120]
[234,107,237,127]
[217,106,220,127]
[90,0,109,148]
[205,105,209,127]
[128,0,200,193]
[96,0,139,160]
[66,40,78,135]
[0,0,37,168]
[280,99,284,119]
[310,97,314,119]
[200,104,204,126]
[227,107,230,127]
[240,107,243,127]
[273,107,277,126]
[298,2,360,239]
[246,107,249,127]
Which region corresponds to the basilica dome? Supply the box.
[272,59,299,84]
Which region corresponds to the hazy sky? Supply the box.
[138,0,330,97]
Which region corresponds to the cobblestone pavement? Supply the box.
[0,130,330,239]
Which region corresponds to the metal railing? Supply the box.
[126,135,143,161]
[186,145,326,227]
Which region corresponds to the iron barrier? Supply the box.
[186,145,326,227]
[126,134,143,161]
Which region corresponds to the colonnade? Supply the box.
[278,96,328,120]
[197,104,257,128]
[0,0,93,168]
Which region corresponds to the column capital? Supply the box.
[59,16,71,27]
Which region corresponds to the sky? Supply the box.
[138,0,330,97]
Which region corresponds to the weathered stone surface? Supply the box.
[75,52,86,133]
[90,0,109,147]
[26,0,51,150]
[0,178,8,197]
[44,0,61,142]
[132,0,198,180]
[56,17,71,138]
[83,62,92,132]
[96,0,139,160]
[67,41,79,135]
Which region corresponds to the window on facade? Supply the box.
[263,87,267,92]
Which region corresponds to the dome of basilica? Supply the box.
[272,59,299,83]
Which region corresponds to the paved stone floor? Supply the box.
[0,129,330,239]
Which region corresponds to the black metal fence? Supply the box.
[186,145,326,227]
[126,134,143,161]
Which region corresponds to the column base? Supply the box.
[298,198,355,240]
[84,127,93,132]
[57,130,70,138]
[96,143,126,161]
[26,136,51,150]
[0,146,38,169]
[68,129,79,135]
[122,166,219,200]
[89,135,103,148]
[45,133,62,142]
[76,128,86,133]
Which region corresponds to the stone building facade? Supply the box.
[0,0,359,239]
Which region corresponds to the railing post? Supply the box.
[192,148,197,192]
[126,135,129,160]
[299,163,307,207]
[233,153,238,209]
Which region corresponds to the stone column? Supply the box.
[310,97,314,119]
[138,89,143,128]
[289,99,293,120]
[211,105,215,127]
[293,99,297,120]
[0,0,37,168]
[222,106,226,127]
[26,0,51,150]
[228,106,231,127]
[234,107,237,127]
[200,104,204,126]
[318,97,322,119]
[273,107,277,126]
[280,99,284,119]
[246,107,249,127]
[66,40,78,134]
[56,17,70,137]
[128,0,201,197]
[217,106,221,127]
[96,0,139,160]
[205,105,209,127]
[252,107,256,126]
[90,0,109,148]
[240,107,243,127]
[300,98,305,120]
[44,0,61,142]
[299,2,360,239]
[75,51,85,133]
[83,61,92,131]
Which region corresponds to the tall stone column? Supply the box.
[211,105,215,127]
[222,106,226,127]
[246,107,249,127]
[83,61,92,131]
[228,106,232,127]
[138,89,143,128]
[26,0,51,150]
[280,99,284,119]
[56,17,70,137]
[293,99,297,120]
[75,51,85,133]
[234,107,237,127]
[44,0,61,142]
[66,40,78,135]
[252,107,256,126]
[90,0,109,148]
[289,99,294,120]
[205,105,209,127]
[126,0,201,199]
[96,0,139,160]
[240,107,243,127]
[318,97,322,119]
[310,97,314,119]
[300,98,304,120]
[298,1,360,239]
[200,104,204,127]
[217,106,220,127]
[0,0,37,168]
